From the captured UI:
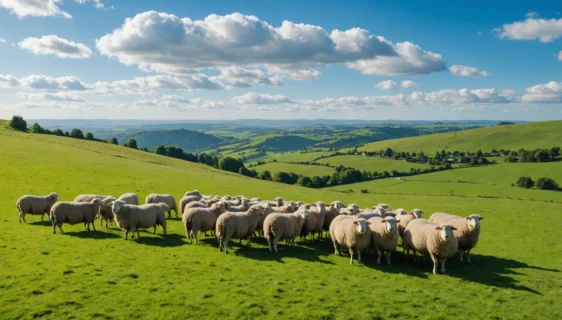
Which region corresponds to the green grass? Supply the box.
[251,162,334,177]
[0,121,561,320]
[317,155,430,172]
[360,120,562,153]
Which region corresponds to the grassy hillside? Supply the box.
[359,121,562,153]
[252,162,334,177]
[317,155,430,172]
[114,129,224,152]
[0,121,560,319]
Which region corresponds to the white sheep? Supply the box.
[403,219,458,274]
[117,193,139,205]
[263,205,309,253]
[111,200,168,239]
[182,202,229,243]
[145,194,178,218]
[226,198,250,212]
[16,192,59,223]
[323,201,343,236]
[98,196,116,228]
[429,212,483,263]
[73,194,112,203]
[185,190,202,198]
[301,201,326,240]
[50,199,102,234]
[216,205,264,254]
[345,204,361,215]
[179,195,202,215]
[368,216,399,264]
[329,216,371,264]
[184,201,208,209]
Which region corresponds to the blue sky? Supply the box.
[1,0,562,120]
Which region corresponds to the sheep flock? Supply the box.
[15,191,484,274]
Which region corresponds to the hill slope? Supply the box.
[114,129,224,151]
[359,120,562,153]
[0,121,560,319]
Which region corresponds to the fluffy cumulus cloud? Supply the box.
[219,67,282,88]
[94,11,455,77]
[233,92,292,104]
[0,74,21,88]
[401,80,419,89]
[521,81,562,103]
[409,88,515,105]
[496,16,562,43]
[92,74,224,95]
[19,75,88,90]
[374,80,398,90]
[15,92,86,102]
[0,0,71,18]
[18,35,93,59]
[449,65,491,77]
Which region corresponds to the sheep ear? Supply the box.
[435,226,442,230]
[366,221,371,225]
[479,217,484,220]
[381,220,387,223]
[451,226,457,230]
[353,220,359,225]
[465,216,471,219]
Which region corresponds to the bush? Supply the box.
[360,189,369,194]
[218,156,244,173]
[85,132,94,140]
[31,122,44,134]
[9,116,27,132]
[70,129,84,139]
[535,177,559,190]
[124,139,137,149]
[515,176,534,189]
[109,137,118,145]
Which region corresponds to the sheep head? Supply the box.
[466,214,483,229]
[353,219,370,234]
[436,225,457,241]
[112,200,126,213]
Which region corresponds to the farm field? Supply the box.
[0,121,560,319]
[251,162,334,177]
[317,155,429,172]
[359,120,562,153]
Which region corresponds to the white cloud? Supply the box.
[449,65,491,77]
[95,11,408,74]
[526,11,540,19]
[233,92,292,104]
[521,81,562,102]
[476,31,483,36]
[298,95,406,112]
[74,0,104,9]
[265,67,321,80]
[219,67,282,88]
[18,35,93,59]
[0,0,71,18]
[557,50,562,61]
[15,92,86,102]
[347,41,447,76]
[401,80,419,89]
[374,80,398,90]
[21,75,88,90]
[0,37,5,43]
[0,74,21,88]
[92,74,224,95]
[496,16,562,43]
[409,88,515,105]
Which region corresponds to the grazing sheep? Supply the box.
[145,194,178,218]
[323,201,343,236]
[266,201,297,214]
[179,195,202,215]
[301,201,326,240]
[98,196,116,228]
[216,205,264,254]
[184,201,208,209]
[429,212,483,263]
[182,202,229,243]
[403,219,458,274]
[111,201,167,239]
[201,197,221,206]
[117,193,139,205]
[50,199,102,234]
[16,192,59,223]
[329,216,371,265]
[368,216,399,264]
[264,205,309,253]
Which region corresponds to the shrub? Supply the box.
[515,176,534,189]
[124,139,137,149]
[536,178,559,191]
[360,189,369,194]
[109,137,118,145]
[259,170,272,181]
[218,156,244,173]
[70,129,84,139]
[9,116,27,132]
[30,123,45,134]
[85,132,94,140]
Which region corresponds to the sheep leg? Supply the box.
[267,238,273,252]
[357,250,362,264]
[223,236,230,254]
[218,237,223,252]
[386,251,392,265]
[21,213,27,223]
[52,222,56,234]
[430,253,438,275]
[91,222,96,232]
[460,251,464,263]
[245,236,252,247]
[376,249,382,265]
[100,218,103,227]
[136,229,141,239]
[440,258,447,273]
[238,238,242,245]
[152,225,157,234]
[124,230,129,240]
[41,213,45,222]
[333,242,341,256]
[467,250,472,263]
[272,236,280,253]
[59,224,65,235]
[349,248,355,265]
[193,231,199,244]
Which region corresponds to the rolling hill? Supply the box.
[112,129,224,152]
[316,155,430,172]
[251,162,334,177]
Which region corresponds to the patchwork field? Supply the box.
[0,121,560,320]
[317,155,430,172]
[251,162,334,177]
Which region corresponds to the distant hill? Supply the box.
[359,120,562,153]
[114,129,224,152]
[259,135,317,151]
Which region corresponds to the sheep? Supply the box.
[73,194,109,203]
[356,207,385,220]
[429,212,483,263]
[182,201,229,243]
[201,197,221,206]
[323,201,343,235]
[301,201,326,240]
[16,192,59,223]
[179,195,202,215]
[98,196,116,228]
[216,205,264,254]
[117,193,139,205]
[267,201,297,214]
[50,199,102,234]
[345,204,361,215]
[250,197,261,202]
[185,190,202,198]
[329,215,371,264]
[145,194,178,218]
[273,197,284,207]
[368,216,399,264]
[111,200,167,239]
[227,198,250,212]
[264,205,309,253]
[396,210,424,240]
[376,203,392,211]
[393,208,408,216]
[403,219,458,274]
[184,201,208,209]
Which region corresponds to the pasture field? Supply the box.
[0,122,560,320]
[316,155,429,172]
[359,120,562,153]
[251,162,334,177]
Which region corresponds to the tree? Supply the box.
[533,149,551,162]
[259,170,272,181]
[476,149,483,158]
[64,131,70,137]
[536,177,559,190]
[85,132,94,140]
[479,157,489,165]
[288,173,300,184]
[469,157,480,166]
[443,163,452,170]
[298,176,313,187]
[9,116,27,132]
[550,147,560,157]
[70,129,84,139]
[109,137,118,145]
[383,148,393,158]
[31,122,44,134]
[515,176,534,189]
[311,176,326,188]
[53,129,64,136]
[218,156,244,173]
[124,139,137,149]
[154,145,166,155]
[274,172,292,184]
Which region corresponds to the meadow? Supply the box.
[316,155,430,172]
[251,162,334,177]
[0,121,560,319]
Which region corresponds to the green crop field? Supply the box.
[317,155,430,172]
[251,162,334,177]
[360,121,562,153]
[0,121,560,320]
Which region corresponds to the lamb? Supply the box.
[429,212,483,263]
[356,206,385,220]
[323,201,343,235]
[178,195,202,215]
[216,205,264,254]
[368,216,399,264]
[145,194,178,218]
[111,200,167,239]
[263,205,309,253]
[182,201,229,243]
[329,216,371,264]
[117,193,139,205]
[301,201,326,240]
[403,219,458,274]
[16,192,59,223]
[98,196,116,228]
[50,199,102,234]
[393,208,408,216]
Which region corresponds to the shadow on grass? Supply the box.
[232,237,335,265]
[135,233,186,247]
[29,220,52,227]
[65,231,121,239]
